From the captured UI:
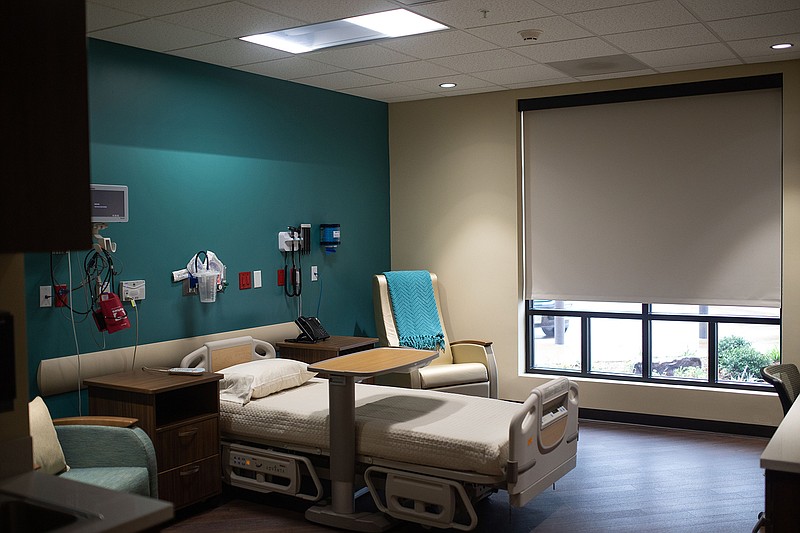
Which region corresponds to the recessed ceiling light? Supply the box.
[240,9,448,54]
[439,82,457,88]
[771,43,794,50]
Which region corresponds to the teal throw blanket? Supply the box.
[384,270,445,351]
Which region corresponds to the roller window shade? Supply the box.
[522,82,782,307]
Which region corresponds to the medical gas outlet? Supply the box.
[120,280,146,301]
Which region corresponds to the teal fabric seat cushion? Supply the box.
[60,466,150,496]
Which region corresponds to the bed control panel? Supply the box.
[222,442,323,502]
[540,404,568,429]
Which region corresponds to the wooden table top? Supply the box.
[308,347,437,377]
[276,335,378,352]
[83,368,222,394]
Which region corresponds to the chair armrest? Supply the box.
[451,339,492,348]
[56,425,159,497]
[53,416,138,428]
[450,341,499,398]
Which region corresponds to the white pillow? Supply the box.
[219,374,255,405]
[28,396,68,475]
[222,359,316,399]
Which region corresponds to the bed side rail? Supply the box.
[506,378,578,507]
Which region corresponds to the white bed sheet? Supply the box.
[220,378,520,476]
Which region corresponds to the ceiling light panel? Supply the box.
[241,9,447,54]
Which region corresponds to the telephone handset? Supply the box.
[294,316,330,343]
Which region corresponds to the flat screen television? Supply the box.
[90,184,128,223]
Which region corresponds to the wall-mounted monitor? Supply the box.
[90,184,128,223]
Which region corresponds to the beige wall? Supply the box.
[388,59,800,428]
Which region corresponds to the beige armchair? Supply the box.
[372,272,498,398]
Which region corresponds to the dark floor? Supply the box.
[162,420,768,532]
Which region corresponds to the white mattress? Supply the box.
[220,379,521,476]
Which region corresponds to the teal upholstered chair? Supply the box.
[29,396,159,498]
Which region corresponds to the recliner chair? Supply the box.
[372,271,498,398]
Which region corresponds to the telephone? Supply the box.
[294,316,330,343]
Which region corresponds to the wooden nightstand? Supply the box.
[83,370,223,509]
[276,335,379,365]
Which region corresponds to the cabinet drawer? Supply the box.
[158,454,221,509]
[155,416,218,471]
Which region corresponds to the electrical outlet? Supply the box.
[239,271,252,290]
[54,285,68,307]
[39,286,52,307]
[253,270,262,288]
[120,280,146,301]
[277,269,285,287]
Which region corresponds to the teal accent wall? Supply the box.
[24,40,390,416]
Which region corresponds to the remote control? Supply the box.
[168,367,206,375]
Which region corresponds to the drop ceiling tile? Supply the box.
[158,1,300,38]
[743,50,800,63]
[727,34,800,58]
[430,49,535,73]
[440,85,505,98]
[679,0,800,21]
[471,63,571,85]
[654,58,744,72]
[410,0,555,29]
[341,83,432,101]
[294,70,387,91]
[88,0,224,18]
[576,67,656,81]
[633,43,739,68]
[467,16,593,48]
[514,37,623,63]
[402,73,497,92]
[86,3,145,32]
[707,10,800,41]
[535,0,653,15]
[379,29,498,59]
[88,18,222,52]
[167,39,291,66]
[357,60,461,82]
[506,77,576,89]
[306,44,417,69]
[567,0,698,35]
[605,24,720,53]
[243,0,397,24]
[235,57,343,79]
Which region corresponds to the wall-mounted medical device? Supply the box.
[90,184,128,223]
[90,184,128,253]
[320,224,340,254]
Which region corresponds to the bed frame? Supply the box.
[182,336,579,532]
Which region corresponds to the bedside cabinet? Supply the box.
[83,370,223,509]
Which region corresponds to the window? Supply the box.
[527,301,780,388]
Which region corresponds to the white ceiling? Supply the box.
[86,0,800,103]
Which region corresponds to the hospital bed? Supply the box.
[181,336,579,531]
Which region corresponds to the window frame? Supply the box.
[525,301,780,391]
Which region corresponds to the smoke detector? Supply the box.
[518,29,543,41]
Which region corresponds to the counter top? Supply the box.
[761,400,800,473]
[0,471,173,532]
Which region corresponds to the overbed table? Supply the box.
[305,347,437,532]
